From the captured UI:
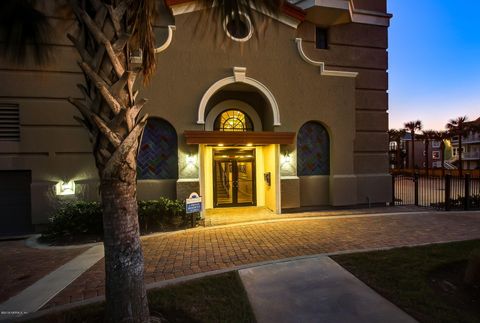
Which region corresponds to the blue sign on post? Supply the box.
[186,192,202,214]
[186,202,202,213]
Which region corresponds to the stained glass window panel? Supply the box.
[297,121,330,176]
[214,110,253,131]
[137,118,178,179]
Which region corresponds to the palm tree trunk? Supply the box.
[405,143,410,172]
[425,140,429,176]
[459,136,463,177]
[67,2,151,321]
[101,172,150,322]
[395,139,401,169]
[440,141,445,177]
[411,131,415,173]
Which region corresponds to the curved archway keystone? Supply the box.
[197,67,281,127]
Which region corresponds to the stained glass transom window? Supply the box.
[214,110,253,132]
[137,118,178,179]
[297,121,330,176]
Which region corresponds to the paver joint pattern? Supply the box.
[43,211,480,308]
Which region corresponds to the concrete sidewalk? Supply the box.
[0,245,104,322]
[239,256,417,323]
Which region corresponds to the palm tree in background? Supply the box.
[404,120,422,172]
[1,0,284,321]
[446,116,471,177]
[421,130,436,176]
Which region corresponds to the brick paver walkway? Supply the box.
[204,205,423,226]
[0,241,88,303]
[44,211,480,308]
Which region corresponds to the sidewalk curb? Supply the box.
[12,236,478,322]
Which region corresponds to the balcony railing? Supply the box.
[450,135,480,144]
[451,151,480,160]
[462,152,480,160]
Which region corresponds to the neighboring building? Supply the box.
[449,117,480,170]
[389,133,442,170]
[0,0,392,234]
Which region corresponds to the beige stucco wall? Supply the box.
[142,9,361,207]
[299,176,329,206]
[0,3,390,225]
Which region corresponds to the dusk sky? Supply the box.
[388,0,480,131]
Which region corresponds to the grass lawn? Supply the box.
[332,239,480,323]
[27,271,255,323]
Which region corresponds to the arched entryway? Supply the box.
[184,69,295,214]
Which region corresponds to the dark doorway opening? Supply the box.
[0,170,32,236]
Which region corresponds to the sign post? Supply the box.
[186,192,202,227]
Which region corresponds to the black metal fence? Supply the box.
[392,173,480,210]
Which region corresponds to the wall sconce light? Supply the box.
[186,154,197,165]
[281,152,292,165]
[56,180,75,196]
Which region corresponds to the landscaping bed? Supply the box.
[332,239,480,323]
[26,272,255,323]
[40,199,200,245]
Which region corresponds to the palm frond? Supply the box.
[197,0,284,41]
[0,0,52,65]
[127,0,157,84]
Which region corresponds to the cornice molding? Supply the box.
[295,38,358,78]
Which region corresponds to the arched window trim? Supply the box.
[205,100,263,131]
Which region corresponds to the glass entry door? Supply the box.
[213,149,256,207]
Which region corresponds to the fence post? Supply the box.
[464,174,470,211]
[445,174,451,211]
[414,173,419,206]
[391,174,395,206]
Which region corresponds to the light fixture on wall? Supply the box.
[55,180,75,196]
[186,154,197,166]
[281,152,292,165]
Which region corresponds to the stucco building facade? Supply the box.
[0,0,392,234]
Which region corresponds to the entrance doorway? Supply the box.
[213,149,256,207]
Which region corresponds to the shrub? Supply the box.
[137,198,188,232]
[42,198,194,244]
[41,201,103,243]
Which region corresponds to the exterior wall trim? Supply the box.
[154,25,176,53]
[295,38,358,78]
[197,67,281,126]
[204,100,263,131]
